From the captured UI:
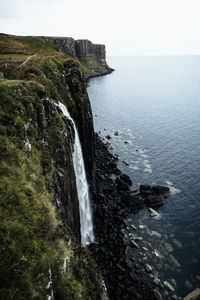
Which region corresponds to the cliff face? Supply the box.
[75,40,105,59]
[47,36,113,80]
[0,33,102,299]
[47,36,77,58]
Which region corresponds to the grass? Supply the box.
[79,56,109,77]
[0,33,109,80]
[0,34,102,299]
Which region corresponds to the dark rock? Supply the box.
[113,168,121,175]
[132,195,145,209]
[153,289,163,300]
[163,281,175,292]
[117,264,126,273]
[120,174,132,186]
[134,264,139,269]
[118,208,129,217]
[153,278,161,286]
[92,134,164,300]
[145,264,153,272]
[140,185,170,207]
[147,195,165,207]
[122,193,145,209]
[136,293,143,299]
[183,288,200,300]
[106,135,111,140]
[152,186,170,197]
[140,185,152,194]
[115,177,130,191]
[97,174,106,181]
[108,161,117,169]
[131,240,139,248]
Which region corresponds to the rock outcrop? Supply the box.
[48,36,77,58]
[46,36,113,80]
[75,39,106,60]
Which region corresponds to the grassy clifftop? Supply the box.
[0,34,102,299]
[0,33,112,80]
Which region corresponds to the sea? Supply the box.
[87,56,200,298]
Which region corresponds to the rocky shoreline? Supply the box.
[90,134,182,300]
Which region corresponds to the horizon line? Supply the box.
[107,54,200,57]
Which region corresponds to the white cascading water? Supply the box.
[57,102,94,246]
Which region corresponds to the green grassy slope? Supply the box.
[0,34,102,300]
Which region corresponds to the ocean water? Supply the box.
[87,56,200,297]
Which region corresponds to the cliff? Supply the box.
[0,33,175,300]
[0,33,103,299]
[46,37,113,80]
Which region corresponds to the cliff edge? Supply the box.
[0,33,103,299]
[46,36,113,80]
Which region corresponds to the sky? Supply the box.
[0,0,200,55]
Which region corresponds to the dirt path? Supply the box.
[19,53,37,68]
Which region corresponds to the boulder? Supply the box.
[151,231,162,238]
[184,288,200,300]
[140,185,152,194]
[132,236,143,241]
[153,277,161,286]
[106,135,111,140]
[152,186,170,197]
[131,225,137,230]
[145,264,153,272]
[147,195,165,207]
[122,193,145,209]
[120,174,132,186]
[163,281,175,292]
[138,225,145,230]
[153,289,163,300]
[113,168,121,175]
[131,240,139,248]
[115,177,130,191]
[148,207,159,217]
[0,72,4,79]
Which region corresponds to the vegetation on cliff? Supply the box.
[0,33,102,299]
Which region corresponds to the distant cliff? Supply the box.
[46,37,113,80]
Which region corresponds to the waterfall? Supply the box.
[46,269,54,300]
[57,102,94,246]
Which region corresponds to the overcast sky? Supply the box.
[0,0,200,55]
